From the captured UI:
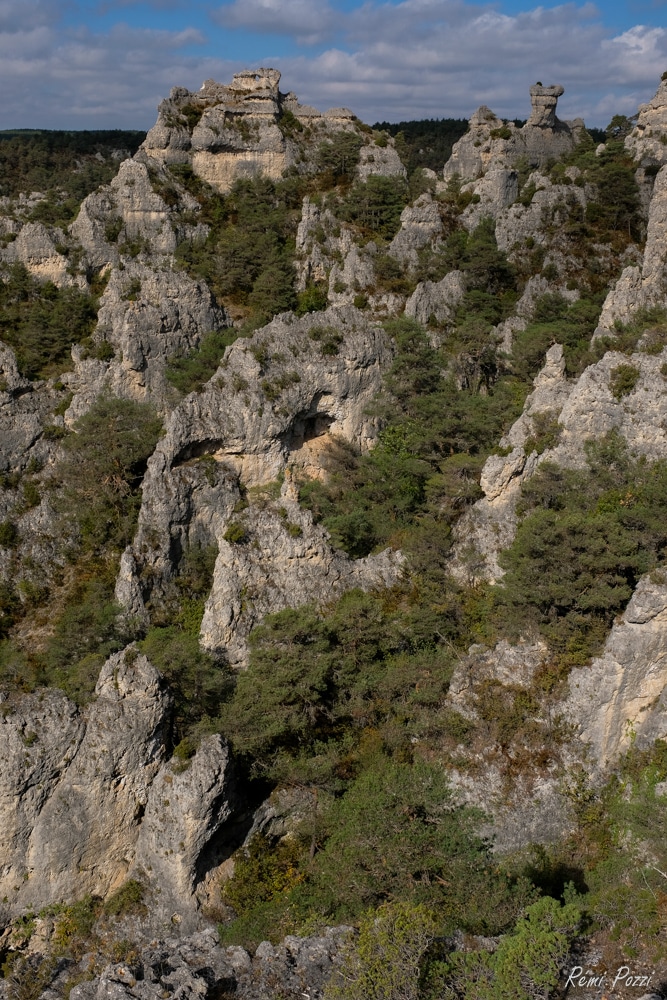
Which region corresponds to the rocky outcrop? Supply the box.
[451,339,667,582]
[388,193,443,267]
[443,84,585,183]
[116,306,404,664]
[0,649,238,927]
[562,570,667,769]
[357,141,406,182]
[200,496,402,666]
[1,223,78,288]
[595,163,667,334]
[404,269,466,330]
[11,925,353,1000]
[62,261,229,417]
[139,69,392,195]
[625,76,667,169]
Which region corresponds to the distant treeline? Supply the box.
[372,118,470,173]
[0,129,146,200]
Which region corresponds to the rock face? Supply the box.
[62,261,230,417]
[562,570,667,769]
[595,164,667,333]
[139,68,395,194]
[443,83,585,183]
[450,342,667,582]
[116,306,404,665]
[0,649,237,928]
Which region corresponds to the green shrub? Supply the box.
[0,264,98,379]
[609,362,640,399]
[103,879,146,917]
[165,328,239,395]
[325,901,437,1000]
[0,521,18,547]
[55,395,162,554]
[223,521,247,544]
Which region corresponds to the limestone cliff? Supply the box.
[116,305,403,665]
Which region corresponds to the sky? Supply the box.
[0,0,665,131]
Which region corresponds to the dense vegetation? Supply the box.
[0,263,98,379]
[0,129,145,200]
[1,108,667,995]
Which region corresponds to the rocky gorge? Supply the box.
[1,69,667,998]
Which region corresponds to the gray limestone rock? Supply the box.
[61,260,229,417]
[443,85,585,183]
[388,193,443,267]
[451,342,667,583]
[0,650,170,914]
[134,736,237,929]
[595,163,667,335]
[562,570,667,769]
[117,307,404,663]
[356,141,406,182]
[1,222,76,288]
[404,270,466,329]
[0,650,241,927]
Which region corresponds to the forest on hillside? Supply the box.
[0,104,667,1000]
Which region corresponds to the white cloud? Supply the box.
[271,2,667,126]
[213,0,336,45]
[0,0,664,130]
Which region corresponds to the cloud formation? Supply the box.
[275,1,667,124]
[213,0,337,45]
[0,0,663,129]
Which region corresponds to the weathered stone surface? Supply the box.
[62,261,229,417]
[625,77,667,169]
[562,570,667,769]
[134,736,237,928]
[443,85,585,183]
[404,269,465,328]
[0,651,169,913]
[139,68,389,195]
[595,164,667,334]
[59,925,351,1000]
[356,141,406,182]
[0,650,242,926]
[388,193,443,267]
[117,307,404,663]
[201,496,402,666]
[1,222,75,288]
[0,345,64,473]
[451,342,667,582]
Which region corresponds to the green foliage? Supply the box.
[496,434,667,670]
[0,521,19,547]
[372,118,468,173]
[165,328,239,394]
[55,395,162,555]
[140,540,229,739]
[175,175,302,323]
[223,521,247,544]
[432,896,581,999]
[296,282,328,315]
[340,175,408,241]
[221,833,306,916]
[299,314,525,558]
[36,576,126,702]
[316,131,364,184]
[0,263,98,379]
[324,901,437,1000]
[102,879,146,918]
[0,130,145,200]
[609,362,640,399]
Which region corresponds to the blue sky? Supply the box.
[0,1,665,129]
